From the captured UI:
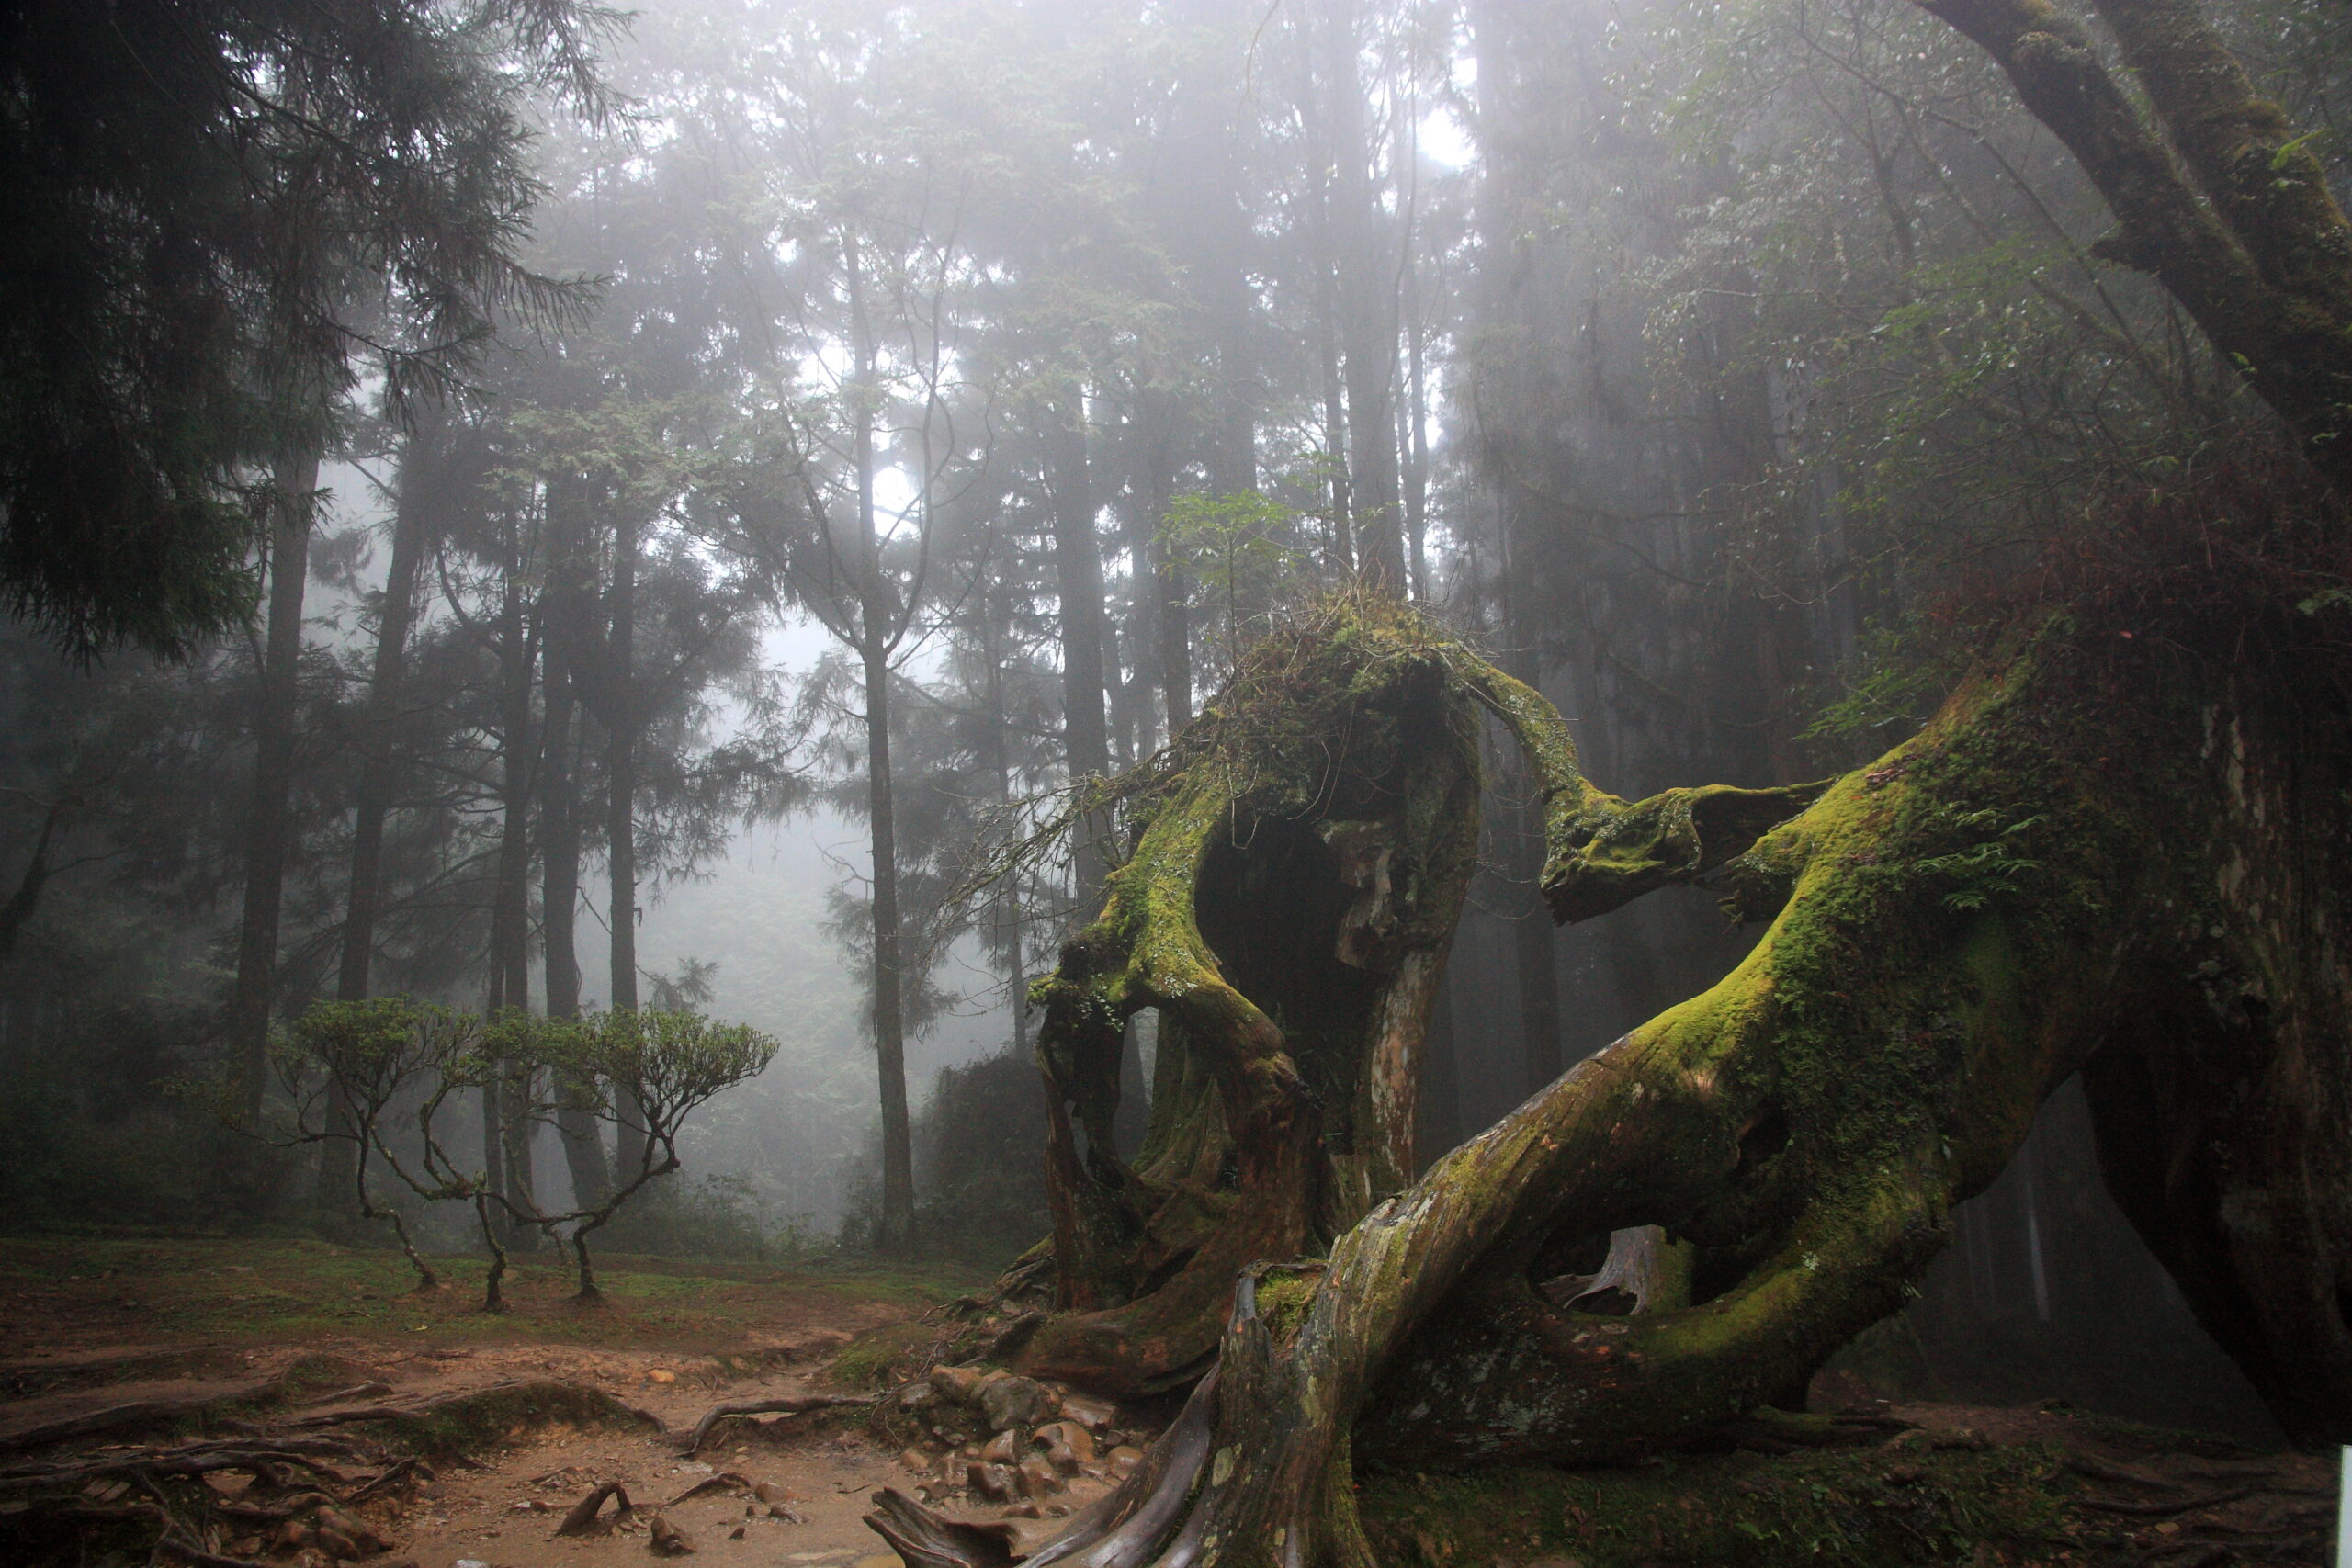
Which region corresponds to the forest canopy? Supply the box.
[2,0,2350,1563]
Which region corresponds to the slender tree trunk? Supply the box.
[607,509,645,1179]
[487,548,537,1247]
[541,642,609,1210]
[318,422,434,1213]
[864,636,915,1251]
[1402,271,1433,603]
[1137,390,1193,732]
[844,231,916,1254]
[337,429,433,1004]
[1046,387,1114,901]
[232,447,317,1123]
[1320,0,1406,589]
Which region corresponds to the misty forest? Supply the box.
[3,0,2349,1564]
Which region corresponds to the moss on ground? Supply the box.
[1359,1438,2084,1566]
[0,1234,985,1357]
[827,1319,939,1388]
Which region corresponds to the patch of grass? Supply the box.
[1360,1440,2084,1566]
[0,1235,987,1357]
[826,1321,938,1389]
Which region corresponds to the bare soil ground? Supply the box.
[2,1236,2334,1567]
[0,1235,1013,1568]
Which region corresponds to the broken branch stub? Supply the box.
[1009,599,1816,1395]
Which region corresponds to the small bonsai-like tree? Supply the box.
[281,1000,775,1311]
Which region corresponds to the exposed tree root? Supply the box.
[678,1393,874,1455]
[899,558,2352,1563]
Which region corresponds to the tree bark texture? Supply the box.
[902,523,2352,1564]
[1915,0,2352,488]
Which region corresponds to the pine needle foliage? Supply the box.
[0,0,617,658]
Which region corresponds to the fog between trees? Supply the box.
[0,0,2341,1437]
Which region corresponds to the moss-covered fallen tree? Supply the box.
[877,496,2352,1567]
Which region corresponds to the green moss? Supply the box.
[1359,1438,2085,1566]
[1255,1269,1322,1338]
[826,1319,936,1389]
[372,1380,662,1458]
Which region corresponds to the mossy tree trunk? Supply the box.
[893,560,2352,1568]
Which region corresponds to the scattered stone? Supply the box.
[895,1382,937,1412]
[930,1366,986,1404]
[1002,1501,1042,1518]
[1017,1457,1063,1498]
[967,1461,1017,1502]
[1034,1419,1095,1469]
[648,1513,696,1554]
[980,1430,1018,1464]
[275,1519,316,1552]
[1057,1393,1115,1431]
[647,1370,676,1385]
[729,1526,746,1540]
[977,1374,1050,1433]
[752,1481,795,1506]
[1106,1445,1146,1478]
[899,1446,935,1473]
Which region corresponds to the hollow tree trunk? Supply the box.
[230,447,316,1123]
[906,546,2352,1566]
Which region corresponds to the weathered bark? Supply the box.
[904,525,2352,1564]
[1915,0,2352,488]
[230,448,317,1122]
[1004,598,1812,1395]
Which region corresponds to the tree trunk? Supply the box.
[486,546,537,1247]
[890,510,2352,1565]
[844,230,916,1254]
[1318,0,1406,590]
[1136,390,1194,735]
[1915,0,2352,488]
[865,637,915,1252]
[318,421,433,1213]
[541,641,609,1210]
[230,447,316,1123]
[336,425,434,1004]
[607,507,645,1179]
[1046,387,1116,904]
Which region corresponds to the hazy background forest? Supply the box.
[5,0,2335,1441]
